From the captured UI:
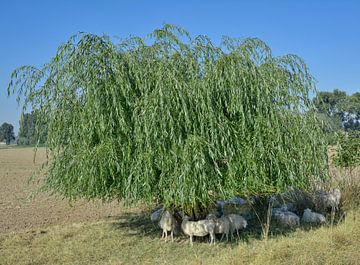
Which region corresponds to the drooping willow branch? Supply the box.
[8,24,328,213]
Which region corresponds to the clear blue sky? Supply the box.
[1,0,359,134]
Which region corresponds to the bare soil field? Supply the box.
[0,147,125,234]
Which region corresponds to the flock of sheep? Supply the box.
[271,187,341,227]
[156,210,247,245]
[151,187,342,245]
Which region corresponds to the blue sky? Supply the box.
[1,0,359,134]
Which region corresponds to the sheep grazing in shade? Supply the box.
[159,210,177,242]
[181,216,216,245]
[226,214,247,239]
[272,210,300,227]
[206,214,230,242]
[302,208,326,225]
[315,188,341,213]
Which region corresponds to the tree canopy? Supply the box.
[0,122,15,145]
[8,25,328,214]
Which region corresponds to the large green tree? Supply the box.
[8,25,328,216]
[0,122,15,145]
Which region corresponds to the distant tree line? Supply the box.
[17,110,47,145]
[0,111,47,146]
[313,89,360,143]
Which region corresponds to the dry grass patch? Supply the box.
[1,210,359,265]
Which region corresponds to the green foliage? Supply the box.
[315,112,342,144]
[18,111,47,145]
[0,122,15,145]
[8,25,328,213]
[16,136,30,145]
[314,89,360,133]
[334,131,360,169]
[346,92,360,114]
[313,89,347,115]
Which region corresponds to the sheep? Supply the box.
[302,208,326,225]
[159,210,177,242]
[314,188,341,213]
[206,214,230,242]
[181,216,216,245]
[226,214,247,239]
[272,210,300,227]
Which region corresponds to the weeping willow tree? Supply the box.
[8,25,328,216]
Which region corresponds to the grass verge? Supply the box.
[1,210,359,265]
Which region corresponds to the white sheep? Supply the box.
[226,214,247,239]
[302,208,326,224]
[181,216,216,245]
[272,210,300,227]
[315,188,341,212]
[159,210,177,242]
[206,214,230,242]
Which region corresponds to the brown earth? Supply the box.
[0,147,127,234]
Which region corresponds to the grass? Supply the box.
[0,144,37,150]
[0,144,18,149]
[1,209,359,265]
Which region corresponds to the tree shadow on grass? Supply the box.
[108,210,309,246]
[108,200,346,245]
[109,211,219,244]
[109,210,161,239]
[239,219,300,243]
[109,210,250,245]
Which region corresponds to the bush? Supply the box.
[334,131,360,169]
[332,131,360,210]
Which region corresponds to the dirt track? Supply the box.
[0,147,125,234]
